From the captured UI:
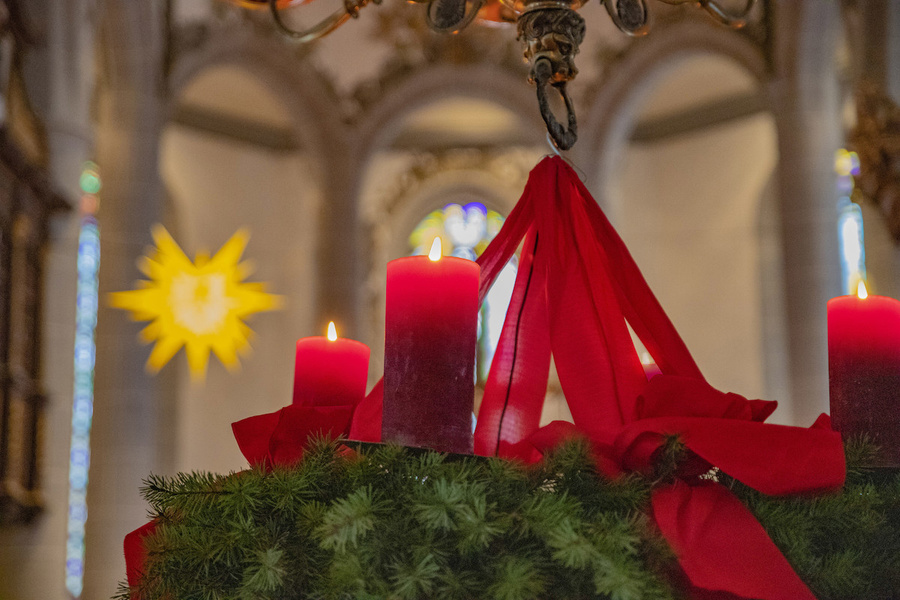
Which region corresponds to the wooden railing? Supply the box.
[0,127,68,524]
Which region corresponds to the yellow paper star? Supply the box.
[110,225,283,380]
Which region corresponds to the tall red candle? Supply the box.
[828,282,900,466]
[293,322,370,408]
[383,239,480,453]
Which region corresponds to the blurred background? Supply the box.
[0,1,898,598]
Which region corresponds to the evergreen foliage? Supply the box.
[117,437,900,600]
[730,437,900,600]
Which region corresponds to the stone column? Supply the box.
[770,0,843,425]
[891,2,900,99]
[83,2,176,598]
[859,1,900,301]
[316,146,362,339]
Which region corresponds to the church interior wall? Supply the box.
[160,126,320,474]
[613,111,779,411]
[1,1,899,599]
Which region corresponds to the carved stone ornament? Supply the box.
[849,82,900,243]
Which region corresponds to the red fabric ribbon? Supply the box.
[232,403,355,467]
[232,360,369,467]
[469,156,846,600]
[124,520,157,596]
[348,379,383,442]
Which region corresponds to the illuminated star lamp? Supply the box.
[110,226,283,380]
[226,0,755,150]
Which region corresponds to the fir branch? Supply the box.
[315,485,381,552]
[141,471,231,514]
[487,555,546,600]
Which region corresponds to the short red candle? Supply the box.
[293,322,370,408]
[828,283,900,466]
[383,240,480,454]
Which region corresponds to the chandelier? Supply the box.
[231,0,755,150]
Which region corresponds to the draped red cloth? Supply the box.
[124,520,157,595]
[231,403,354,467]
[467,156,845,600]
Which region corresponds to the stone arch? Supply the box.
[574,13,782,406]
[345,61,545,331]
[381,171,520,261]
[165,26,344,165]
[352,63,544,161]
[574,1,846,424]
[360,161,527,384]
[165,25,361,335]
[575,14,769,193]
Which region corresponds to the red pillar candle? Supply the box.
[828,282,900,466]
[293,322,370,407]
[383,238,480,454]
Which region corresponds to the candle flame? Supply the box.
[857,280,868,300]
[428,237,442,262]
[327,321,338,341]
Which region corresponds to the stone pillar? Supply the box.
[770,0,843,425]
[889,0,900,294]
[853,1,900,302]
[316,147,362,339]
[83,2,175,598]
[890,2,900,100]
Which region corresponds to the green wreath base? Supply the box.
[118,437,900,600]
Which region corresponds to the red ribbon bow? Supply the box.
[465,156,846,600]
[232,403,355,468]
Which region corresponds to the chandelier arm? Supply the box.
[698,0,755,28]
[267,0,354,43]
[424,0,486,34]
[534,59,577,151]
[601,0,650,36]
[655,0,755,28]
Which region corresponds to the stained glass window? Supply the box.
[409,202,516,382]
[834,148,866,295]
[66,162,101,598]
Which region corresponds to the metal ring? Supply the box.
[654,0,755,28]
[268,0,353,42]
[602,0,650,37]
[699,0,755,28]
[534,59,577,151]
[425,0,486,34]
